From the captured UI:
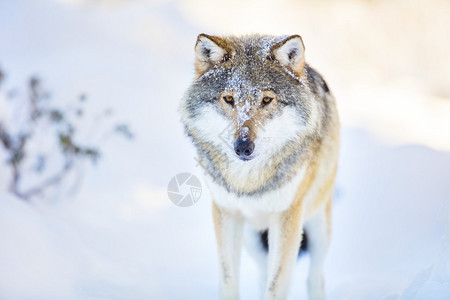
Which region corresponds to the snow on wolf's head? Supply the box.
[180,34,325,193]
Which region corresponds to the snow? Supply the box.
[1,0,450,299]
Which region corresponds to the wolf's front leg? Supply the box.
[264,201,303,300]
[212,201,244,300]
[304,201,331,300]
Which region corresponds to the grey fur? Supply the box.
[181,34,335,197]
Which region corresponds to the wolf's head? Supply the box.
[180,34,329,195]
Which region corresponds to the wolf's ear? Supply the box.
[195,34,231,76]
[271,35,305,77]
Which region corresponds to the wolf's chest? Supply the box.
[203,164,307,228]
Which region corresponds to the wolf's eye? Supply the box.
[262,96,273,106]
[223,95,234,105]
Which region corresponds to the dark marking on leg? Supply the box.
[261,229,269,251]
[300,230,308,254]
[259,230,308,255]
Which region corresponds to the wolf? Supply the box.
[180,33,340,300]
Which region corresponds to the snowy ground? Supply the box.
[0,0,450,299]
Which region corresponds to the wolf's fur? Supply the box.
[180,33,339,300]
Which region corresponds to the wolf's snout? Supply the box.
[234,138,254,160]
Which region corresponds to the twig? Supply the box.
[9,160,74,201]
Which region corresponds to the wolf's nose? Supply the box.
[234,138,254,159]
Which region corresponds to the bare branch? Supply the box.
[10,160,74,201]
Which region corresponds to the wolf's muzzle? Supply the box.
[234,137,254,161]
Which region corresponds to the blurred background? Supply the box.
[0,0,449,299]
